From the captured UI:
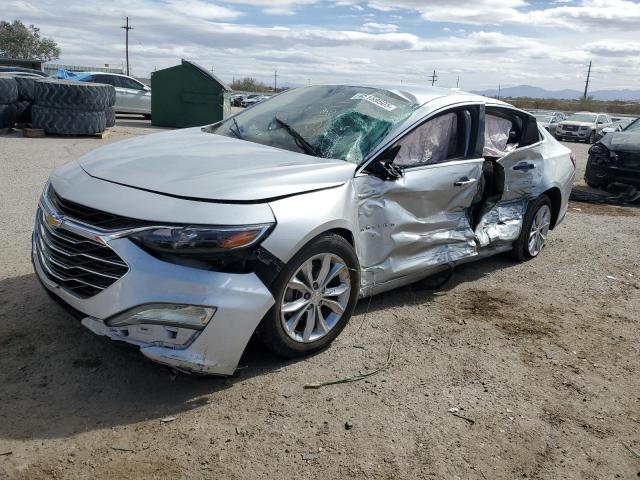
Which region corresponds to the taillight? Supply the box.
[569,152,576,168]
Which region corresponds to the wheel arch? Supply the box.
[542,186,562,229]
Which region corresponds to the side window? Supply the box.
[391,110,470,167]
[116,76,144,90]
[92,74,115,86]
[484,108,539,158]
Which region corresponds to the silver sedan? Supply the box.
[85,72,151,117]
[33,85,575,375]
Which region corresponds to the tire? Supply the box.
[105,106,116,127]
[14,76,37,100]
[34,80,115,110]
[143,113,151,120]
[588,131,596,144]
[0,77,18,103]
[15,100,31,123]
[32,105,106,135]
[510,195,552,261]
[0,103,16,128]
[257,233,360,358]
[584,157,608,189]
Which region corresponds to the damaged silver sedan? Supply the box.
[33,85,575,375]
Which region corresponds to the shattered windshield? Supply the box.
[211,85,419,164]
[567,113,597,123]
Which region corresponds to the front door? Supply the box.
[355,106,484,293]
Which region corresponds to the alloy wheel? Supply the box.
[280,253,351,343]
[527,204,551,257]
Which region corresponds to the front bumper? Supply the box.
[32,218,275,376]
[557,129,588,139]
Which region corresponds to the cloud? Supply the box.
[3,0,640,91]
[350,0,640,30]
[360,22,398,32]
[585,40,640,56]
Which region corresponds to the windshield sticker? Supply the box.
[351,93,397,111]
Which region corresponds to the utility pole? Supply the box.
[274,70,278,92]
[497,84,501,99]
[456,76,460,88]
[428,69,438,86]
[121,17,133,76]
[583,60,592,100]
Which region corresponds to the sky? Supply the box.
[4,0,640,92]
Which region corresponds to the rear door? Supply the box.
[485,107,544,201]
[91,74,121,110]
[355,104,485,291]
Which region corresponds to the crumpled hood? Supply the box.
[78,127,357,201]
[600,131,640,152]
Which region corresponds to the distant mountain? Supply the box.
[472,84,640,101]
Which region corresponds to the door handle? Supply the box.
[513,163,536,171]
[453,177,477,187]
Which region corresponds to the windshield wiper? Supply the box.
[274,115,319,157]
[229,117,243,139]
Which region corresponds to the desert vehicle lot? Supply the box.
[0,119,638,479]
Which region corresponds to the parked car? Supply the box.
[0,66,48,77]
[241,94,269,107]
[585,117,640,188]
[556,112,613,143]
[83,72,151,117]
[531,111,566,137]
[231,94,245,107]
[33,85,575,375]
[601,116,638,139]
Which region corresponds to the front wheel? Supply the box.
[257,233,360,358]
[510,195,552,261]
[588,131,596,144]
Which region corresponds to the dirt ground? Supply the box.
[0,119,638,480]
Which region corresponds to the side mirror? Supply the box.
[365,145,404,180]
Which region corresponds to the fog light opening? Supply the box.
[107,304,216,330]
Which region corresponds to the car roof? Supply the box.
[314,83,509,107]
[83,72,136,79]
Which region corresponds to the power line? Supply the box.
[428,69,438,86]
[121,17,133,76]
[583,60,592,100]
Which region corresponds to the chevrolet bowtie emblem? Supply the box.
[46,212,63,228]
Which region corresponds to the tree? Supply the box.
[0,20,60,61]
[230,77,271,93]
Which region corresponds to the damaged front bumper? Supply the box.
[586,144,640,187]
[32,229,275,376]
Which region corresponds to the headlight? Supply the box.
[107,304,215,330]
[589,143,608,156]
[556,124,563,130]
[129,224,273,255]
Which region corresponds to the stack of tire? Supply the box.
[32,79,116,135]
[13,76,37,124]
[0,77,18,128]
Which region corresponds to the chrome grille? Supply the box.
[47,185,155,231]
[34,208,129,298]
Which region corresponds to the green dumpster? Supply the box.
[151,59,231,128]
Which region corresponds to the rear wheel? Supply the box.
[510,195,552,261]
[257,233,360,358]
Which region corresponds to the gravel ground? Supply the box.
[0,120,638,480]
